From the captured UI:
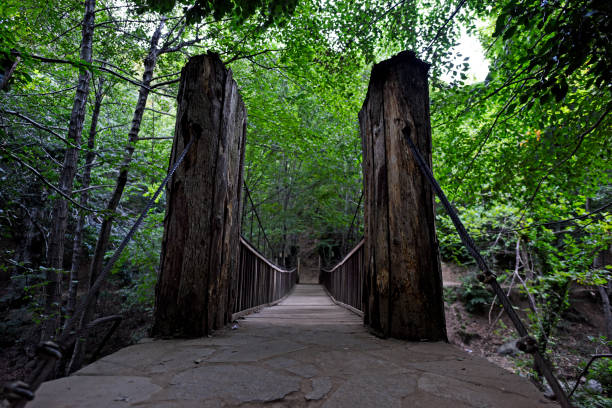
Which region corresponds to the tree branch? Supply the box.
[137,136,173,141]
[72,184,114,194]
[226,48,281,64]
[11,86,77,97]
[150,78,180,88]
[151,71,181,82]
[505,202,612,232]
[144,107,175,116]
[0,146,99,212]
[515,107,611,227]
[1,109,78,148]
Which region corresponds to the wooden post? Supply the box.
[152,53,246,337]
[359,51,447,341]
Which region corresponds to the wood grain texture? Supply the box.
[359,51,447,341]
[152,53,246,337]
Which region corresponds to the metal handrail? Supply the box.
[242,183,279,261]
[1,138,196,408]
[568,354,612,399]
[402,127,572,407]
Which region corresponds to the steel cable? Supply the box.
[402,126,572,408]
[4,138,194,408]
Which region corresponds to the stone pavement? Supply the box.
[31,285,555,407]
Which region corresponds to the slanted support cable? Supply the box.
[243,182,278,263]
[402,127,572,408]
[3,138,195,408]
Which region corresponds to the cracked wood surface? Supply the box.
[360,51,446,341]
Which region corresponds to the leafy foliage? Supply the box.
[457,273,494,314]
[492,0,611,104]
[136,0,298,25]
[0,1,610,401]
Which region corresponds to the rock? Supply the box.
[543,384,556,400]
[306,377,332,400]
[162,365,301,403]
[586,379,603,393]
[497,340,520,356]
[265,356,319,378]
[29,375,162,408]
[562,306,589,324]
[457,329,480,345]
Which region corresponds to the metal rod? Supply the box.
[402,127,572,408]
[243,182,276,259]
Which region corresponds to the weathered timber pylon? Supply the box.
[152,53,246,337]
[359,51,447,341]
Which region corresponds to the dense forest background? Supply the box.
[0,0,610,405]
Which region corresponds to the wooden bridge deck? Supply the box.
[31,285,554,407]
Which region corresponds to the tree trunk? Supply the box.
[18,207,38,267]
[152,52,246,337]
[595,247,612,343]
[359,51,447,341]
[42,0,96,341]
[65,78,105,330]
[597,284,612,341]
[66,20,165,373]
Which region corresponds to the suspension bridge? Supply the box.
[3,52,570,407]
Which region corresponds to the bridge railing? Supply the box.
[319,238,365,314]
[233,236,298,317]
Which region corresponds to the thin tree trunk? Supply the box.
[65,78,105,330]
[595,248,612,343]
[6,206,39,283]
[598,284,612,341]
[18,207,38,267]
[67,20,165,373]
[42,0,96,341]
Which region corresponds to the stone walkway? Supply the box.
[31,285,555,407]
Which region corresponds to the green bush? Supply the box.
[573,392,612,408]
[572,352,612,408]
[586,358,612,395]
[457,274,493,314]
[443,286,458,304]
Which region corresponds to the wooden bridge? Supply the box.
[3,52,569,407]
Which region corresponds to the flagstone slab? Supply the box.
[29,285,555,408]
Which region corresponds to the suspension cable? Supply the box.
[402,126,572,408]
[424,0,468,54]
[243,182,278,261]
[346,190,364,247]
[3,138,194,408]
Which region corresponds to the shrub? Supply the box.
[457,273,493,314]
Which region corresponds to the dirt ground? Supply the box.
[441,261,609,387]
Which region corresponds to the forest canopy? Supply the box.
[0,0,610,400]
